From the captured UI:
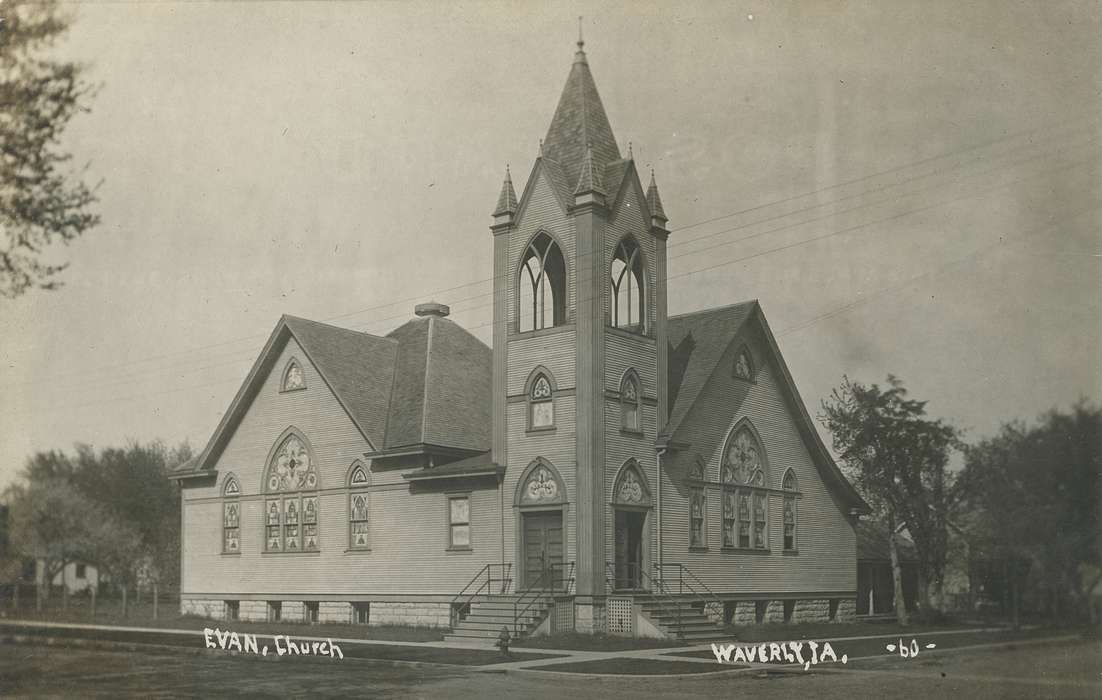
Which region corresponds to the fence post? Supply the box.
[153,583,159,620]
[91,585,97,619]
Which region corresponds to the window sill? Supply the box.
[509,323,576,340]
[606,325,654,342]
[261,550,321,556]
[721,546,771,554]
[220,551,241,556]
[446,547,473,554]
[782,549,799,555]
[688,545,709,553]
[526,426,556,435]
[344,548,372,553]
[620,428,645,438]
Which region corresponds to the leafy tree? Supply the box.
[821,375,961,623]
[958,402,1100,626]
[1,0,100,298]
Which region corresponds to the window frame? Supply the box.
[689,485,707,550]
[516,231,567,333]
[720,421,770,551]
[619,369,643,435]
[733,346,754,382]
[446,493,472,551]
[526,368,556,433]
[263,430,320,554]
[281,358,307,393]
[782,469,798,552]
[610,236,647,334]
[347,462,371,551]
[221,475,241,555]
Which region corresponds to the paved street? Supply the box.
[1,636,1099,699]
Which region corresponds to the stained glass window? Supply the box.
[283,361,305,391]
[722,490,737,548]
[266,499,282,551]
[690,487,705,548]
[734,349,752,380]
[223,502,240,553]
[614,463,648,505]
[783,469,797,491]
[753,492,767,548]
[529,373,554,429]
[350,493,369,549]
[738,493,751,548]
[448,496,470,549]
[522,465,560,504]
[723,428,764,486]
[621,372,641,432]
[264,432,320,553]
[783,497,796,551]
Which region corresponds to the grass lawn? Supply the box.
[530,656,741,675]
[515,632,688,651]
[0,597,444,642]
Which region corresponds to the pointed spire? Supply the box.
[575,16,586,64]
[574,144,604,196]
[646,168,667,222]
[493,165,518,216]
[543,29,621,193]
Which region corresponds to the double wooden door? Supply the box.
[522,511,563,590]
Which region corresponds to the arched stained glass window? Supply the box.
[282,360,305,391]
[264,431,319,553]
[620,370,641,433]
[734,348,753,381]
[782,469,797,551]
[610,237,645,332]
[518,232,566,332]
[348,462,370,550]
[721,422,769,549]
[528,371,555,430]
[222,475,240,554]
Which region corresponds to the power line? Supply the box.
[4,116,1096,395]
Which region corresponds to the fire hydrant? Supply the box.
[495,626,511,657]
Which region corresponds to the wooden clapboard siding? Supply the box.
[507,329,577,395]
[181,337,501,597]
[605,332,657,397]
[508,169,576,328]
[658,326,856,594]
[503,397,578,570]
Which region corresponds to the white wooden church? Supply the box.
[171,35,869,640]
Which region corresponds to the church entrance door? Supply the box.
[613,509,646,590]
[522,511,563,590]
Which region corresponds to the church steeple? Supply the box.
[646,169,667,224]
[542,34,621,192]
[492,165,518,217]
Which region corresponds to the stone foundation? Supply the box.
[762,600,785,624]
[279,601,305,623]
[833,599,856,623]
[793,598,831,623]
[732,600,758,625]
[703,601,724,624]
[367,602,451,628]
[180,598,225,619]
[573,599,607,633]
[319,601,351,624]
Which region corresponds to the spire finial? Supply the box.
[538,138,544,158]
[578,16,584,51]
[628,141,633,159]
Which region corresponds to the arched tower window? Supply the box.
[222,475,240,554]
[263,431,319,553]
[282,359,305,392]
[348,462,370,550]
[782,469,798,551]
[518,232,566,332]
[620,370,642,433]
[610,237,645,332]
[527,369,555,430]
[721,422,769,550]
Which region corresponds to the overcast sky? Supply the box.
[1,1,1099,489]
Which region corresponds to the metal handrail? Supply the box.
[654,562,724,614]
[450,563,512,625]
[512,561,574,637]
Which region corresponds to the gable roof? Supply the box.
[181,311,490,477]
[665,301,870,514]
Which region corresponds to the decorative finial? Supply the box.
[578,16,584,51]
[505,164,511,180]
[538,138,544,157]
[628,141,633,159]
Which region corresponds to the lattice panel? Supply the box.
[607,597,634,636]
[552,600,574,633]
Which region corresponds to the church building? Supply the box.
[171,36,869,640]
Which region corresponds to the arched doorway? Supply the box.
[611,460,652,591]
[515,459,567,590]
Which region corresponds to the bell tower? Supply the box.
[490,32,670,632]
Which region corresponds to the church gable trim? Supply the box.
[515,158,572,222]
[192,317,390,474]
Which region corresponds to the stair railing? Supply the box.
[512,561,574,637]
[654,562,724,621]
[450,563,512,627]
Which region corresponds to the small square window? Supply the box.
[268,601,282,622]
[225,600,239,621]
[353,602,370,625]
[75,564,86,579]
[305,601,319,623]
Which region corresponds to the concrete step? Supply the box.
[457,613,544,626]
[450,621,539,633]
